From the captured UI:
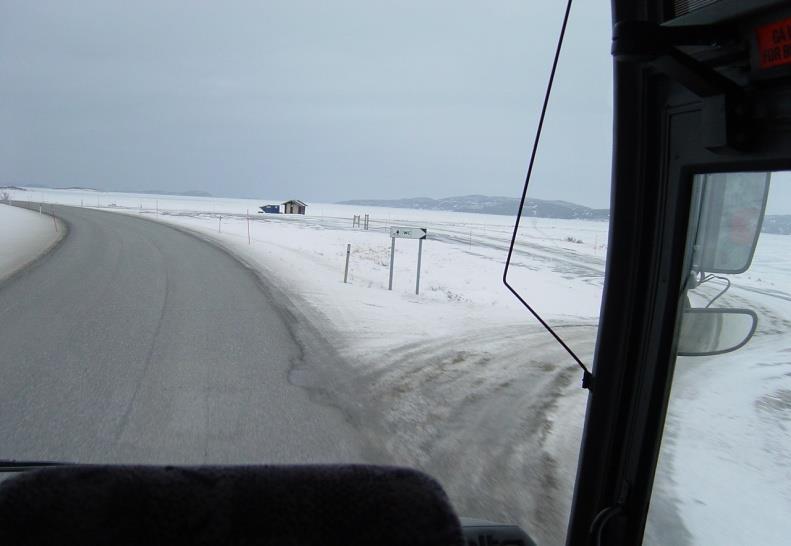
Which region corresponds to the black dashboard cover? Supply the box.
[0,464,464,546]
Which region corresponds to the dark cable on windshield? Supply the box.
[502,0,593,389]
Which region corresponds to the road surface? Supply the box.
[0,205,368,464]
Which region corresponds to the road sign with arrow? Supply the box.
[390,227,427,240]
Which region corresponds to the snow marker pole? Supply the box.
[416,238,423,295]
[388,237,395,290]
[344,243,351,284]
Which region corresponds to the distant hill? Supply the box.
[763,215,791,235]
[338,194,610,220]
[136,189,213,197]
[7,184,212,198]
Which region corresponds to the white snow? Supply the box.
[6,186,791,546]
[646,230,791,545]
[0,202,62,281]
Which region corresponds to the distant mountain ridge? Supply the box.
[339,194,791,234]
[4,184,212,198]
[763,215,791,235]
[135,189,213,197]
[338,194,610,220]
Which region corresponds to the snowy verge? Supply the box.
[0,203,64,282]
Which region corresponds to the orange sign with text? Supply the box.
[756,17,791,69]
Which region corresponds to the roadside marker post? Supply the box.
[388,236,396,290]
[344,243,351,283]
[416,238,423,295]
[218,216,222,233]
[388,227,427,292]
[247,210,251,244]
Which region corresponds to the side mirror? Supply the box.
[692,172,770,274]
[677,308,757,356]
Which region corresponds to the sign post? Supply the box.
[388,227,427,292]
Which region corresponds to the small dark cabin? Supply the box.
[283,200,307,215]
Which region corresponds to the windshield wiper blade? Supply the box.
[0,460,70,473]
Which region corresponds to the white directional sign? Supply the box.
[390,226,427,239]
[388,227,428,294]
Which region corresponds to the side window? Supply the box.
[645,171,791,545]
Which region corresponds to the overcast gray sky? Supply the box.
[0,1,613,206]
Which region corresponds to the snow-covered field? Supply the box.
[0,201,63,282]
[4,186,790,545]
[646,231,791,546]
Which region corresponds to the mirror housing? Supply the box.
[677,308,757,356]
[692,172,770,274]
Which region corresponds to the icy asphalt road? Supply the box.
[0,205,367,464]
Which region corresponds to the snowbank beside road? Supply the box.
[0,203,62,282]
